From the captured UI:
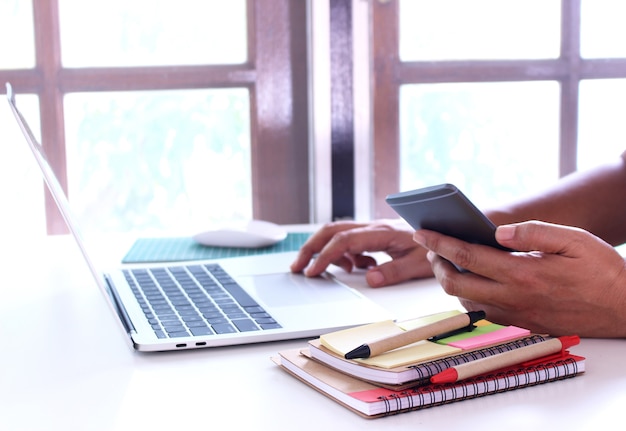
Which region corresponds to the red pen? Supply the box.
[430,335,580,384]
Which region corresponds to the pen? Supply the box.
[344,310,486,360]
[430,335,580,384]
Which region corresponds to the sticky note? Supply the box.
[319,310,465,368]
[320,320,403,357]
[396,310,463,331]
[447,326,531,349]
[356,340,460,369]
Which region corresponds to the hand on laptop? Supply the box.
[414,220,626,338]
[290,219,433,287]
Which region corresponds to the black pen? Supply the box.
[344,310,486,360]
[428,324,478,342]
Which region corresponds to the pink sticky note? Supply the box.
[448,326,531,349]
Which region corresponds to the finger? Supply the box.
[427,251,504,305]
[290,222,365,273]
[353,254,377,269]
[366,253,433,287]
[302,229,371,276]
[415,229,512,279]
[495,221,590,256]
[302,226,401,276]
[325,254,377,276]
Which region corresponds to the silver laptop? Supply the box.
[6,82,392,352]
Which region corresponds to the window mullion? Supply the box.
[559,0,581,176]
[33,0,68,234]
[252,0,310,223]
[330,0,355,220]
[371,0,400,219]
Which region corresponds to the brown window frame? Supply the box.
[371,0,626,218]
[1,0,310,234]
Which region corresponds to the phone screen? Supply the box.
[386,183,509,251]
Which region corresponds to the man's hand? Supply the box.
[414,221,626,337]
[290,220,433,287]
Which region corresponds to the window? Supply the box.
[370,0,626,217]
[1,0,310,235]
[7,1,623,233]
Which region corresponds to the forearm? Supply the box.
[485,152,626,246]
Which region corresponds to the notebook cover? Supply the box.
[307,334,549,386]
[274,348,585,418]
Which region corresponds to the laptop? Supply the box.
[6,83,392,352]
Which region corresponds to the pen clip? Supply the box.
[428,324,477,342]
[521,349,570,367]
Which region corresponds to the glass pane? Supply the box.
[399,81,559,209]
[0,0,35,69]
[59,0,247,67]
[581,0,626,58]
[64,89,251,234]
[578,79,626,170]
[399,0,561,61]
[1,94,45,237]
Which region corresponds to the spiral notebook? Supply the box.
[307,334,549,387]
[273,348,585,418]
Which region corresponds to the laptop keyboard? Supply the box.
[123,264,282,339]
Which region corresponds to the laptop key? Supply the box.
[163,323,186,332]
[254,317,278,325]
[232,319,260,332]
[219,282,258,308]
[186,321,210,328]
[201,311,225,320]
[259,322,282,330]
[190,327,214,336]
[167,331,190,338]
[249,312,271,319]
[211,323,237,334]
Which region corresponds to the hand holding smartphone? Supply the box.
[386,183,510,251]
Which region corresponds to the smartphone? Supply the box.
[386,183,509,251]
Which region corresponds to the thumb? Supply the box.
[495,220,586,255]
[365,255,433,287]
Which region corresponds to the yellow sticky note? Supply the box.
[358,340,460,369]
[396,310,463,331]
[319,310,466,369]
[320,320,403,357]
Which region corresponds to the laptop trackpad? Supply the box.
[236,273,390,329]
[237,273,362,307]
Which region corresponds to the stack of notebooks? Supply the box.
[272,310,585,418]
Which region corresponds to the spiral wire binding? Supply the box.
[377,356,579,417]
[408,334,548,384]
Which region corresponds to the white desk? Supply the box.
[1,234,625,430]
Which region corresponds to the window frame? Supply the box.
[370,0,626,218]
[0,0,310,234]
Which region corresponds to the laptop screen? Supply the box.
[6,82,105,289]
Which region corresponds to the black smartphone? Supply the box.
[386,183,509,251]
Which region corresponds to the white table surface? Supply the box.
[1,232,625,430]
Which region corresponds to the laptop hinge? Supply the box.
[104,274,136,335]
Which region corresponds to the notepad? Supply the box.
[320,312,463,369]
[319,310,530,369]
[447,325,531,349]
